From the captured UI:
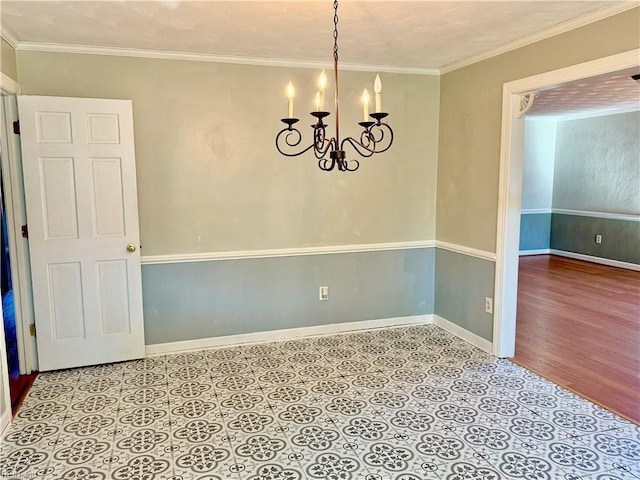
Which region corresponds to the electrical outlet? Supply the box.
[485,297,493,314]
[595,234,602,244]
[319,286,329,301]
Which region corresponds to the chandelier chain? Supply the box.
[333,0,339,64]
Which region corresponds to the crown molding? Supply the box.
[15,42,439,76]
[0,26,19,49]
[440,3,639,74]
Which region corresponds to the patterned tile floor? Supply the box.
[1,325,639,480]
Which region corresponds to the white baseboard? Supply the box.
[433,315,494,355]
[145,314,434,356]
[519,249,551,256]
[519,249,639,271]
[549,249,640,271]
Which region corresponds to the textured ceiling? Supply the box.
[1,1,638,117]
[529,67,640,118]
[0,1,622,70]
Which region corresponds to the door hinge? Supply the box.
[13,120,20,135]
[21,224,28,239]
[29,324,36,336]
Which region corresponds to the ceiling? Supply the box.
[1,1,639,117]
[529,67,640,118]
[0,1,628,70]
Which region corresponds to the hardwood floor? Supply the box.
[10,372,37,415]
[514,255,640,424]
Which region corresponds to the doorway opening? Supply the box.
[0,93,38,415]
[2,171,19,378]
[494,48,639,358]
[1,156,36,413]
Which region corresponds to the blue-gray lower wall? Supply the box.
[434,248,494,341]
[141,248,435,345]
[550,214,640,264]
[519,213,551,251]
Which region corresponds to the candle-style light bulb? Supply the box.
[314,91,321,112]
[319,69,327,90]
[374,74,382,113]
[318,69,327,111]
[286,81,295,118]
[362,88,370,122]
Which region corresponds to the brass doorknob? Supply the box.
[126,243,137,253]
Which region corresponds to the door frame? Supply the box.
[1,72,23,431]
[493,48,640,357]
[1,73,38,375]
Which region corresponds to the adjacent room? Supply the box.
[516,82,640,423]
[0,2,638,479]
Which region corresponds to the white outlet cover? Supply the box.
[485,297,493,314]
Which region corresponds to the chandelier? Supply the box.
[275,0,394,172]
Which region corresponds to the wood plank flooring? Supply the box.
[514,255,640,424]
[10,372,37,415]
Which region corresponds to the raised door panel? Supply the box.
[97,260,131,335]
[90,158,126,237]
[48,262,85,340]
[40,157,79,240]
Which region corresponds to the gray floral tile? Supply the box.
[50,434,114,470]
[209,358,253,378]
[4,325,639,480]
[213,373,259,393]
[572,431,640,477]
[109,450,174,480]
[209,345,249,359]
[75,376,123,397]
[273,406,333,442]
[436,459,505,480]
[124,356,167,373]
[244,461,307,480]
[576,467,640,480]
[167,365,210,385]
[35,368,83,384]
[299,451,363,480]
[12,399,70,426]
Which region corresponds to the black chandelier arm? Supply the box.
[367,121,394,153]
[340,136,376,158]
[318,156,359,172]
[318,157,336,171]
[357,121,394,154]
[341,158,360,171]
[275,123,316,157]
[312,125,334,159]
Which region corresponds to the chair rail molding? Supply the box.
[140,240,435,265]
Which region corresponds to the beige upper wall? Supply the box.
[17,52,439,255]
[1,37,18,80]
[436,7,640,252]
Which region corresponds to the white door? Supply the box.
[17,96,144,371]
